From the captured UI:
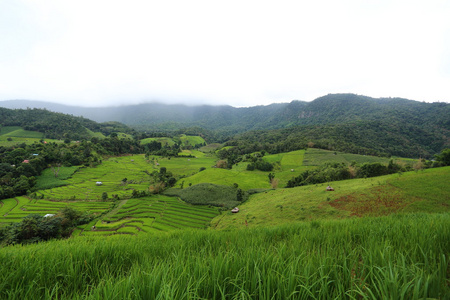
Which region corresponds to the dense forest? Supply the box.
[221,120,448,159]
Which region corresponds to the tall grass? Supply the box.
[0,213,448,299]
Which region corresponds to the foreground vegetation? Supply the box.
[0,213,448,299]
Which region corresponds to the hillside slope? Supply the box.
[1,94,448,133]
[0,107,135,140]
[212,166,450,230]
[2,94,449,157]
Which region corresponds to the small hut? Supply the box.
[231,207,239,213]
[326,186,334,191]
[96,181,103,186]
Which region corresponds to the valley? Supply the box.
[0,95,449,299]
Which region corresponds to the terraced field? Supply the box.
[179,150,311,189]
[0,196,111,228]
[1,154,221,234]
[37,155,218,200]
[77,195,219,236]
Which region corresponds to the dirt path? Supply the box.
[104,199,128,219]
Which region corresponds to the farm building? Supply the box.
[326,186,334,191]
[96,181,103,186]
[231,207,239,213]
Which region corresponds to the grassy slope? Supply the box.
[85,128,105,138]
[172,148,419,190]
[0,126,51,146]
[0,126,43,138]
[303,148,416,166]
[140,135,206,148]
[140,137,175,146]
[37,154,216,200]
[263,150,314,187]
[179,134,205,147]
[179,168,271,190]
[0,213,448,299]
[211,166,450,229]
[34,166,80,190]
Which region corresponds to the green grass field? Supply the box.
[0,126,64,146]
[0,213,448,299]
[303,148,416,166]
[211,166,450,229]
[0,126,47,146]
[140,137,175,146]
[34,166,80,190]
[140,135,206,149]
[0,126,43,138]
[179,134,206,147]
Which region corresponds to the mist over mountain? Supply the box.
[1,94,448,133]
[1,93,449,158]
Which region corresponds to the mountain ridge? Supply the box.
[2,94,448,132]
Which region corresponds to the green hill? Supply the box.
[212,166,450,229]
[0,107,135,140]
[3,94,449,158]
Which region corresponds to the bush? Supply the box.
[0,207,93,245]
[164,183,248,209]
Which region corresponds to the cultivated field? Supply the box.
[76,195,219,237]
[0,196,111,228]
[0,213,447,299]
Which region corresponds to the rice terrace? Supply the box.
[0,96,449,299]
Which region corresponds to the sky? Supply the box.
[0,0,449,107]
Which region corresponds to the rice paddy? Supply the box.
[78,195,218,237]
[0,213,448,299]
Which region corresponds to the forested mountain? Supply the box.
[0,107,135,140]
[222,121,448,159]
[1,94,449,157]
[1,94,448,133]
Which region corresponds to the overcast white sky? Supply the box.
[0,0,449,107]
